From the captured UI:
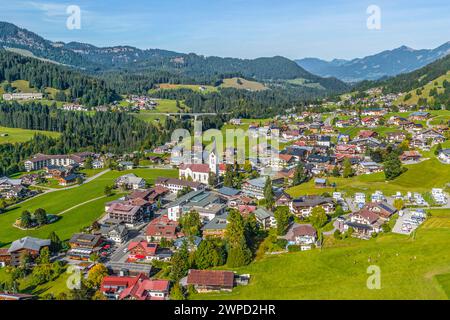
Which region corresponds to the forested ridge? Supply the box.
[0,102,188,175]
[0,50,119,106]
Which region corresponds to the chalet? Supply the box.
[409,111,430,121]
[281,146,310,161]
[118,161,134,170]
[344,209,383,239]
[438,149,450,164]
[237,205,257,216]
[185,269,235,292]
[357,161,383,174]
[2,185,30,200]
[314,178,327,188]
[358,130,378,139]
[289,196,334,217]
[362,108,386,116]
[282,130,301,140]
[285,224,318,250]
[416,129,445,145]
[202,212,228,238]
[127,241,168,262]
[335,144,357,155]
[58,173,79,186]
[254,208,276,229]
[0,249,11,267]
[67,233,104,261]
[386,131,406,143]
[146,215,179,242]
[270,154,295,169]
[155,177,205,193]
[400,151,422,162]
[364,202,397,220]
[102,224,129,244]
[115,174,146,190]
[7,237,51,267]
[316,135,331,147]
[361,117,380,127]
[101,273,169,300]
[0,177,22,192]
[275,191,293,207]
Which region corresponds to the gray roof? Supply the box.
[202,212,229,230]
[217,186,241,197]
[254,208,273,220]
[246,177,267,189]
[8,237,51,253]
[0,177,22,186]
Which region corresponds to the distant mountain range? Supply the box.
[0,21,348,92]
[296,42,450,83]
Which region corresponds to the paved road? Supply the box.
[324,112,337,126]
[57,195,107,215]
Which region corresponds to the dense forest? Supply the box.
[0,50,119,106]
[150,86,325,118]
[0,101,227,176]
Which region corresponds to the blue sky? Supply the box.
[1,0,449,60]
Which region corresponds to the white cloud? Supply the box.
[27,1,68,17]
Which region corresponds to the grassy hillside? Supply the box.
[287,157,450,197]
[287,78,326,90]
[395,71,450,105]
[220,77,268,91]
[155,83,218,93]
[192,209,450,300]
[0,126,60,144]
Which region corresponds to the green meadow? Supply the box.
[0,126,60,144]
[192,209,450,300]
[0,168,177,247]
[287,158,450,198]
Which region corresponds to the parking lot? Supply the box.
[392,210,426,235]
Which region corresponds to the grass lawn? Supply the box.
[220,78,268,91]
[133,99,188,124]
[0,126,60,144]
[0,266,71,298]
[286,78,325,90]
[0,168,178,247]
[152,83,218,94]
[287,158,450,197]
[191,209,450,300]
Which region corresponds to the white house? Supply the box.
[438,149,450,164]
[285,224,318,251]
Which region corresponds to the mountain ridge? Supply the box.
[0,21,348,92]
[296,42,450,82]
